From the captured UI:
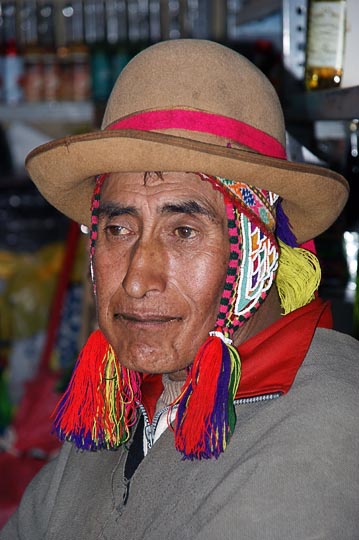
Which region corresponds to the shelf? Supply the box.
[285,85,359,122]
[0,101,94,124]
[3,86,357,127]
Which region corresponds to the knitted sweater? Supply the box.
[1,327,359,540]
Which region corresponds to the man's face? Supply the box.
[94,172,230,376]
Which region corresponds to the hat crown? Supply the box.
[102,39,285,147]
[25,39,349,243]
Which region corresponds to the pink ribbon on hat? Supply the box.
[106,109,287,160]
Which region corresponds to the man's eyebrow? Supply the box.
[97,200,219,221]
[161,200,217,220]
[98,202,138,218]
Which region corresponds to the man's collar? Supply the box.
[236,297,332,399]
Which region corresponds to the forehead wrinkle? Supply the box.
[97,193,222,224]
[98,201,139,219]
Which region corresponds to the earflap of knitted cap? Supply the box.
[52,174,143,450]
[173,176,280,460]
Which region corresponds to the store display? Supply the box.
[0,0,220,104]
[0,0,202,104]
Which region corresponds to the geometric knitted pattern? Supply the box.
[195,173,279,336]
[235,213,279,321]
[214,202,279,339]
[197,173,279,238]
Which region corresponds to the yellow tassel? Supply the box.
[276,239,321,315]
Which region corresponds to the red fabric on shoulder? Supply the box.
[236,298,333,399]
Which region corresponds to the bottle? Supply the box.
[148,0,161,43]
[2,1,24,104]
[59,0,90,101]
[84,0,111,103]
[19,0,43,102]
[127,0,149,57]
[57,2,74,100]
[305,0,347,91]
[105,0,131,88]
[37,0,59,101]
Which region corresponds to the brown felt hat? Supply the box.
[25,39,349,243]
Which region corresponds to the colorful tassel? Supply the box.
[52,329,142,450]
[174,335,241,460]
[276,239,321,315]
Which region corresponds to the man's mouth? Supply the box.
[114,312,182,327]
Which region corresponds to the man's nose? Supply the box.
[122,238,166,298]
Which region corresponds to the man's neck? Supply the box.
[233,286,282,347]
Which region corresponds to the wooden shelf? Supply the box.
[285,86,359,122]
[0,101,94,124]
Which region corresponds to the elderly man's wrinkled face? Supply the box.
[94,172,229,376]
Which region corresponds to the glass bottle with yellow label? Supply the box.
[305,0,347,91]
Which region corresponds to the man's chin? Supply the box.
[112,340,188,375]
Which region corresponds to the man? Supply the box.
[1,39,358,539]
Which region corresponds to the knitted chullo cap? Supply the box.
[25,39,349,244]
[53,171,281,459]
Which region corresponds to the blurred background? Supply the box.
[0,0,358,526]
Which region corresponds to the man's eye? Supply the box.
[174,226,197,239]
[105,225,130,237]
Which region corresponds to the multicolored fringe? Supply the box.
[52,329,142,450]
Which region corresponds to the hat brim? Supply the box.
[25,129,349,244]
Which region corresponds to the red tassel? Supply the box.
[52,329,141,449]
[174,336,224,459]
